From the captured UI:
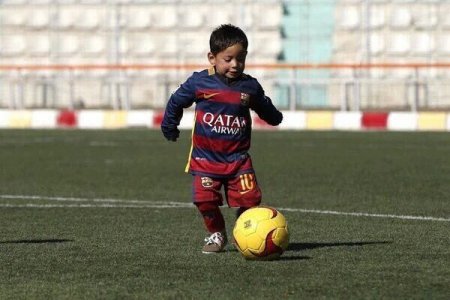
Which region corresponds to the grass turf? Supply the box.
[0,129,449,299]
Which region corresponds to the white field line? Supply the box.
[279,207,450,222]
[0,203,191,209]
[0,194,190,207]
[0,194,449,222]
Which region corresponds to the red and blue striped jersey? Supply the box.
[162,67,282,178]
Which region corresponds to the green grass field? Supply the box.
[0,129,449,299]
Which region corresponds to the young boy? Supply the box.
[161,24,283,254]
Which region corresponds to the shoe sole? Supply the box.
[201,245,227,254]
[202,250,220,254]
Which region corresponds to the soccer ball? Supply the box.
[233,206,289,260]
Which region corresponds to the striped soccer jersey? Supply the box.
[161,67,282,178]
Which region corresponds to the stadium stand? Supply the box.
[125,7,152,30]
[0,35,27,57]
[330,0,450,110]
[0,0,449,111]
[27,8,50,29]
[0,0,284,109]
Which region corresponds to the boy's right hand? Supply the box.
[161,125,180,141]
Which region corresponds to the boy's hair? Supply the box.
[209,24,248,55]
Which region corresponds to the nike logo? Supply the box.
[203,93,220,99]
[239,189,252,195]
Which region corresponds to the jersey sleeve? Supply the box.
[251,82,283,126]
[161,74,197,130]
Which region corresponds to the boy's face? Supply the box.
[208,43,247,79]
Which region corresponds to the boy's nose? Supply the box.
[230,59,238,68]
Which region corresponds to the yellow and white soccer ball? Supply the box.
[233,206,289,260]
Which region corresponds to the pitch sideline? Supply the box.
[0,194,449,222]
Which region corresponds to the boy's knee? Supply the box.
[195,201,219,213]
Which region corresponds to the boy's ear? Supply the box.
[207,52,216,65]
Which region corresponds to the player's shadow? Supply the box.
[276,255,312,261]
[0,238,74,244]
[287,240,392,252]
[276,241,392,261]
[227,244,312,261]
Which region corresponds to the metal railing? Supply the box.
[0,63,449,111]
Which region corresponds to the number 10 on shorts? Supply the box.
[239,173,255,194]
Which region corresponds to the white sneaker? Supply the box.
[202,231,228,254]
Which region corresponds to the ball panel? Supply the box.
[246,233,264,252]
[255,219,278,240]
[244,207,272,222]
[242,249,258,259]
[263,206,279,219]
[271,212,287,227]
[248,229,283,260]
[272,227,289,250]
[233,212,259,236]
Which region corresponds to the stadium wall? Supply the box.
[1,109,450,132]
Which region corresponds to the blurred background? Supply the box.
[0,0,449,112]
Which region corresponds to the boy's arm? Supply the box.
[251,85,283,126]
[161,76,196,141]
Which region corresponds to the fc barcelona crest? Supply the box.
[201,177,213,188]
[240,93,250,106]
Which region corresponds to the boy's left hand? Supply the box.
[161,126,180,141]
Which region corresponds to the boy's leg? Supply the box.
[195,201,225,234]
[192,175,227,253]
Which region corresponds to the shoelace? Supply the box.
[204,233,223,245]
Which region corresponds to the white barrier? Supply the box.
[0,109,449,131]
